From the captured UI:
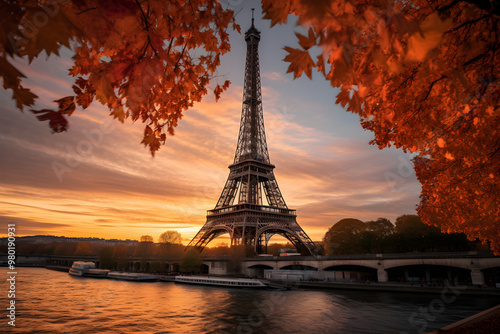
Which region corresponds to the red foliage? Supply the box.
[262,0,500,253]
[0,0,239,155]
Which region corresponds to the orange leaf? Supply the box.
[110,105,125,123]
[283,47,315,79]
[30,109,68,133]
[54,96,76,116]
[214,84,223,102]
[295,27,316,50]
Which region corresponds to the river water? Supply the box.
[0,268,497,333]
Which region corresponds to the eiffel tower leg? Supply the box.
[230,225,235,246]
[242,224,246,246]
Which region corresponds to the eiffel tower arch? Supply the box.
[187,14,317,256]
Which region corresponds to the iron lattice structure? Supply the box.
[187,17,316,256]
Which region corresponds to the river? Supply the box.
[0,268,497,333]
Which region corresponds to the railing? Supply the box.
[207,204,295,216]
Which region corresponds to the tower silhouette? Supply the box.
[187,13,316,255]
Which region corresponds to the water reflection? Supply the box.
[0,268,497,334]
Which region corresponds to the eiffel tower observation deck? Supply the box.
[187,12,317,256]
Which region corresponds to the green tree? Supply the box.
[158,231,182,245]
[323,218,366,255]
[394,215,441,252]
[366,218,394,237]
[395,215,440,236]
[139,235,154,243]
[180,249,203,273]
[360,218,395,253]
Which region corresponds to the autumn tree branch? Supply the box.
[422,75,447,101]
[445,14,490,33]
[440,0,500,17]
[77,7,97,15]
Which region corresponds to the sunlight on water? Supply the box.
[0,268,497,333]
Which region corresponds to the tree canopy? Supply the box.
[180,248,203,273]
[1,0,237,154]
[262,0,500,253]
[74,241,92,256]
[323,215,477,255]
[323,218,366,254]
[394,214,440,237]
[139,235,154,243]
[366,218,394,237]
[158,230,182,244]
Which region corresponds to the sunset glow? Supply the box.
[0,3,421,245]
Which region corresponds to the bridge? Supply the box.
[204,252,500,286]
[7,251,500,286]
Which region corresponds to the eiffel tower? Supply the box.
[187,12,316,256]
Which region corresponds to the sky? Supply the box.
[0,0,421,245]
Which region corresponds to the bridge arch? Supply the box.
[246,264,275,278]
[324,264,377,271]
[324,264,378,281]
[248,264,275,269]
[279,264,317,271]
[322,260,379,270]
[382,259,471,270]
[386,264,471,284]
[476,258,500,270]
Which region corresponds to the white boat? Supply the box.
[158,275,176,282]
[68,261,110,278]
[108,272,158,282]
[172,275,268,288]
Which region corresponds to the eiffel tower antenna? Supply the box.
[187,13,317,256]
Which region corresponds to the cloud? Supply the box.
[0,216,73,236]
[262,71,289,82]
[0,25,421,244]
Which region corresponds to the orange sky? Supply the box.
[0,2,421,245]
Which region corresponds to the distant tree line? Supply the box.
[200,242,295,257]
[3,218,487,268]
[2,230,198,273]
[323,215,488,255]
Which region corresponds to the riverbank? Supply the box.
[272,280,500,296]
[427,304,500,333]
[40,266,500,296]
